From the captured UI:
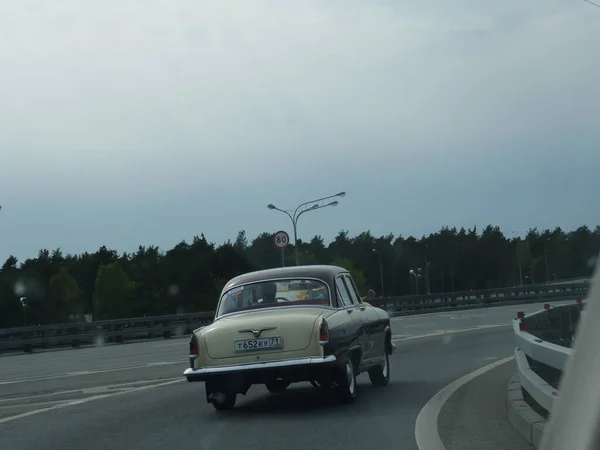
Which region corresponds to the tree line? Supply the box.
[0,224,598,328]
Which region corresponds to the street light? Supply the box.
[19,297,27,326]
[544,236,551,283]
[424,244,431,295]
[409,269,419,295]
[512,231,524,286]
[528,265,535,284]
[372,249,385,297]
[267,192,346,265]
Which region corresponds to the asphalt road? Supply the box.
[0,303,554,450]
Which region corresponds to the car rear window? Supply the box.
[216,278,331,316]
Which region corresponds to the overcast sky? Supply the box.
[0,0,598,261]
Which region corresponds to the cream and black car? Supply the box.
[184,265,395,410]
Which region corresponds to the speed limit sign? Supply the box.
[273,230,290,249]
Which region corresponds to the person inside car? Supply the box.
[361,289,376,304]
[260,282,278,304]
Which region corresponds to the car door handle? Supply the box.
[359,306,366,311]
[347,309,353,314]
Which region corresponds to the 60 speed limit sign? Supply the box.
[273,230,290,249]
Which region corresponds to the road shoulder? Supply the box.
[437,361,533,450]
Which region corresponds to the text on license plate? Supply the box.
[233,337,283,351]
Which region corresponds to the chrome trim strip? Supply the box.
[214,304,337,322]
[183,355,337,376]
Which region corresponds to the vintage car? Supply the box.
[183,265,395,410]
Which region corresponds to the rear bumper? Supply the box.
[184,355,337,382]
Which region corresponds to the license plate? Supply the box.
[233,336,283,352]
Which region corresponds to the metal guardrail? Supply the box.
[0,312,214,354]
[368,282,589,313]
[0,282,589,354]
[512,300,585,415]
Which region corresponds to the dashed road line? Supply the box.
[392,324,510,342]
[0,378,184,424]
[0,378,180,403]
[0,361,185,385]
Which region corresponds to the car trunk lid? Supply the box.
[204,307,328,360]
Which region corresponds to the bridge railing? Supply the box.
[511,300,584,418]
[0,282,589,354]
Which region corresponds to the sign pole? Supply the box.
[273,230,290,268]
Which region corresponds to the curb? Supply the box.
[507,373,547,448]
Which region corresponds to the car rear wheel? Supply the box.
[206,380,237,411]
[335,358,357,403]
[368,353,390,386]
[265,380,291,393]
[209,391,237,411]
[310,379,333,389]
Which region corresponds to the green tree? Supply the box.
[92,262,134,320]
[1,221,599,328]
[48,268,81,322]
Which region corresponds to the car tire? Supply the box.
[335,358,357,403]
[210,391,237,411]
[310,379,333,389]
[265,380,290,393]
[206,381,237,411]
[368,352,390,387]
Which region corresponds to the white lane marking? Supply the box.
[483,356,498,361]
[401,323,437,328]
[0,399,73,409]
[414,355,515,450]
[392,315,436,322]
[0,361,184,385]
[0,378,180,403]
[448,313,488,319]
[153,342,186,348]
[391,324,511,342]
[0,378,184,424]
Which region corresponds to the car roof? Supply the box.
[222,265,348,292]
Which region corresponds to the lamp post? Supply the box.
[268,192,346,266]
[544,235,551,283]
[512,231,524,286]
[372,249,385,297]
[424,245,431,295]
[20,297,27,326]
[409,269,419,295]
[545,248,550,282]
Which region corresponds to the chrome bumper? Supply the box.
[184,355,337,378]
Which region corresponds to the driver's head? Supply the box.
[262,282,277,303]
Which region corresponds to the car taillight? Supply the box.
[319,318,329,345]
[189,334,198,359]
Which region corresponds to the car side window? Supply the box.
[343,275,362,304]
[335,277,354,307]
